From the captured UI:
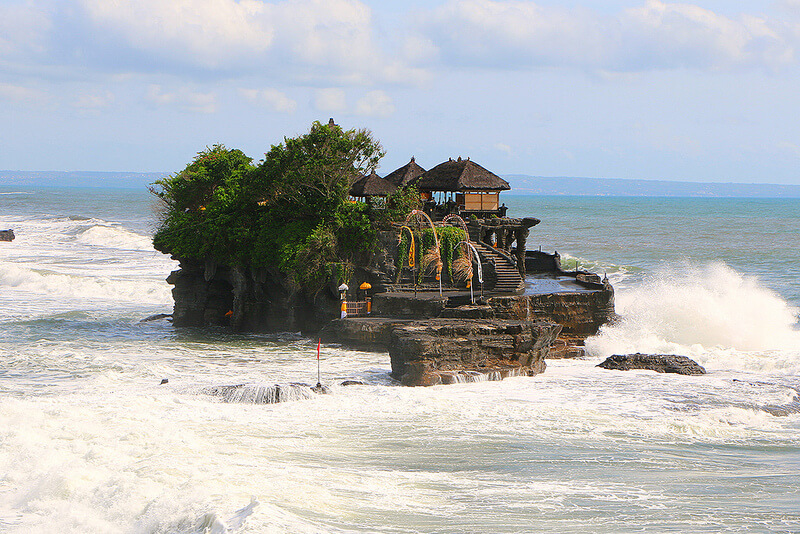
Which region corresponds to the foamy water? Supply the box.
[1,188,799,533]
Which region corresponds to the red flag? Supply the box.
[317,338,321,360]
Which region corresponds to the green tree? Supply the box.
[151,121,385,294]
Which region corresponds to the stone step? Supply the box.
[472,242,523,294]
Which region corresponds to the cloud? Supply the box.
[52,0,411,84]
[240,88,297,113]
[494,143,513,156]
[73,90,114,109]
[313,88,347,112]
[355,90,395,118]
[414,0,797,72]
[0,83,46,103]
[75,0,273,70]
[146,85,216,113]
[0,2,51,59]
[777,141,800,157]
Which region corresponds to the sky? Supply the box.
[2,0,800,185]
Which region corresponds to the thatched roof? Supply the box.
[383,157,426,187]
[413,158,510,192]
[350,171,397,197]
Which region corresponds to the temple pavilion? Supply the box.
[349,170,396,204]
[348,156,510,219]
[411,157,510,219]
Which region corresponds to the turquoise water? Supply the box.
[507,195,800,307]
[1,187,799,533]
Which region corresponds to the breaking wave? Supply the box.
[74,224,154,251]
[585,262,800,373]
[0,261,172,305]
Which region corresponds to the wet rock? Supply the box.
[439,304,495,319]
[340,380,367,386]
[205,383,315,404]
[139,313,173,323]
[389,319,561,386]
[0,229,14,242]
[311,382,329,394]
[597,353,706,375]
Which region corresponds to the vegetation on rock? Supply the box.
[396,226,466,284]
[151,121,386,293]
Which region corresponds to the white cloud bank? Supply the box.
[355,90,395,118]
[313,88,347,112]
[415,0,798,72]
[1,0,800,87]
[0,0,422,85]
[240,88,297,113]
[146,85,217,113]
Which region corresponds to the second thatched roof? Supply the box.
[383,157,426,187]
[413,158,510,192]
[350,171,397,197]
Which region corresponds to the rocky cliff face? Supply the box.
[167,257,341,332]
[488,286,615,335]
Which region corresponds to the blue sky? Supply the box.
[1,0,800,184]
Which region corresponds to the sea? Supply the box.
[1,187,799,533]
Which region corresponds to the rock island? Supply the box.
[152,120,615,386]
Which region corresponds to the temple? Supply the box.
[350,156,510,218]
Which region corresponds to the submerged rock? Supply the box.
[204,383,316,404]
[0,229,14,242]
[340,380,367,386]
[139,313,173,323]
[597,353,706,375]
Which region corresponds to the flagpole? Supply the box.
[316,338,321,387]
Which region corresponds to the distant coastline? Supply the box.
[503,174,800,198]
[2,170,800,198]
[0,170,167,190]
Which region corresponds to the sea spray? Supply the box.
[585,262,800,372]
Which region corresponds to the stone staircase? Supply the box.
[473,242,524,294]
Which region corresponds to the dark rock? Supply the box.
[389,319,561,386]
[439,304,495,319]
[311,383,329,394]
[320,317,410,348]
[139,313,173,323]
[597,353,706,375]
[204,383,315,403]
[488,291,615,336]
[371,292,447,319]
[160,378,169,385]
[0,229,14,242]
[340,380,367,386]
[167,257,341,332]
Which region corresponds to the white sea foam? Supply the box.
[3,192,800,533]
[585,262,800,372]
[0,261,172,309]
[74,224,154,251]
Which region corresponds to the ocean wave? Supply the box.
[0,261,172,305]
[585,262,800,372]
[74,224,154,251]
